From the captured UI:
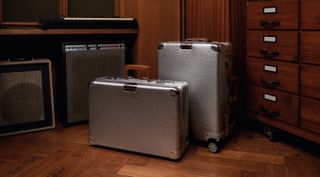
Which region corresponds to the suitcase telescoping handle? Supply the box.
[125,64,150,79]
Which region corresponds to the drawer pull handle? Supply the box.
[260,106,280,119]
[260,20,280,28]
[260,77,280,89]
[260,49,280,58]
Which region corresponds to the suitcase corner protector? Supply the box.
[169,150,183,160]
[89,136,96,145]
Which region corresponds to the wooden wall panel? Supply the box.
[117,0,140,66]
[0,0,2,23]
[185,0,230,41]
[118,0,182,79]
[138,0,182,78]
[230,0,246,122]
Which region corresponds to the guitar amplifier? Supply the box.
[0,59,55,136]
[59,42,125,126]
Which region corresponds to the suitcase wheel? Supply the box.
[263,126,280,141]
[207,139,220,153]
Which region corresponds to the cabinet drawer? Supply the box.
[247,85,299,126]
[247,58,299,94]
[301,32,320,65]
[247,31,298,62]
[301,64,320,99]
[301,97,320,134]
[247,0,298,30]
[301,0,320,30]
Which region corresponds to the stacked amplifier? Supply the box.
[58,42,125,126]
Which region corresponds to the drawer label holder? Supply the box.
[264,64,278,73]
[263,36,277,43]
[263,93,277,102]
[263,6,277,14]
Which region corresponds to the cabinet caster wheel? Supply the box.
[263,126,279,141]
[208,139,220,153]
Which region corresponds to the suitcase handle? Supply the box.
[125,64,150,79]
[185,38,211,42]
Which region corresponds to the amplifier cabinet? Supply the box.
[0,59,55,136]
[246,0,320,144]
[59,43,125,126]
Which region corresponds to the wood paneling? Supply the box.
[246,58,299,94]
[185,0,230,41]
[301,97,320,135]
[301,0,320,30]
[0,0,2,23]
[138,0,182,78]
[118,0,182,79]
[301,64,320,100]
[246,0,299,30]
[60,0,67,16]
[247,31,298,62]
[301,32,320,65]
[230,0,247,122]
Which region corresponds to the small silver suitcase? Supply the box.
[89,77,188,159]
[158,41,236,152]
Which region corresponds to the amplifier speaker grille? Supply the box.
[63,43,125,125]
[0,71,44,125]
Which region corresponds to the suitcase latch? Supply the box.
[123,83,137,92]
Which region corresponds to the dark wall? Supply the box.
[3,0,115,22]
[68,0,115,17]
[3,0,59,22]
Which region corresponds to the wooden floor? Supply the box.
[0,124,319,177]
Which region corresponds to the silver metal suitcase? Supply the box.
[158,41,235,152]
[89,77,188,159]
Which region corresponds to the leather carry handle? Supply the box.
[260,106,280,119]
[125,64,150,79]
[260,20,280,28]
[260,77,280,89]
[260,49,280,58]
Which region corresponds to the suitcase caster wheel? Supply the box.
[208,139,220,153]
[263,126,279,141]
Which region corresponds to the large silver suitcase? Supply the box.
[158,41,235,152]
[89,77,188,159]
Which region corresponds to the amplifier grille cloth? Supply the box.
[0,71,44,126]
[66,48,124,123]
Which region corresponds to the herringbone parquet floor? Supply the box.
[0,123,319,177]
